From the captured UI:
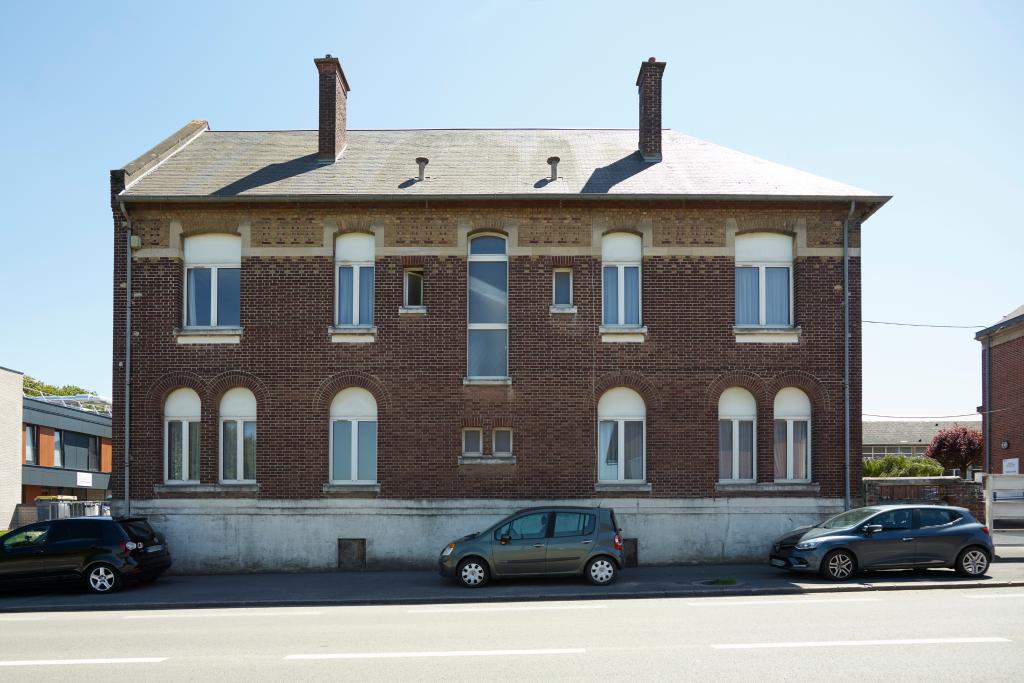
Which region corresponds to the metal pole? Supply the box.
[121,201,133,517]
[984,337,991,473]
[843,201,856,510]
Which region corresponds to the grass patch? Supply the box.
[706,578,738,586]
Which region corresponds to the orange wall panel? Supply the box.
[22,485,46,504]
[37,427,55,468]
[101,438,112,473]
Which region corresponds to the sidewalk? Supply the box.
[2,558,1024,614]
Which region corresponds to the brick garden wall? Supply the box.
[863,477,985,521]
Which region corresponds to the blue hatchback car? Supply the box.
[769,505,994,580]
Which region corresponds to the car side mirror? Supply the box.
[499,535,510,545]
[862,524,883,535]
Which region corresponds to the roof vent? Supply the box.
[547,156,560,181]
[415,157,429,181]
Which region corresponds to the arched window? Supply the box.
[335,233,375,326]
[165,388,201,483]
[467,234,508,379]
[219,388,257,483]
[330,388,377,483]
[597,387,645,482]
[719,388,756,482]
[735,233,793,327]
[774,388,811,481]
[601,233,642,327]
[183,234,241,328]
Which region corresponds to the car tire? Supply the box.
[457,557,490,588]
[85,563,123,594]
[819,550,857,581]
[585,556,618,586]
[954,546,990,577]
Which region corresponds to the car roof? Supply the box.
[864,504,970,513]
[510,505,603,515]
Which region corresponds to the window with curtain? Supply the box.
[220,388,257,483]
[24,425,37,465]
[601,233,642,326]
[165,388,201,483]
[719,387,756,481]
[467,234,508,378]
[183,234,241,328]
[53,430,62,468]
[335,233,376,326]
[330,388,377,483]
[774,387,811,481]
[597,387,646,482]
[735,233,793,327]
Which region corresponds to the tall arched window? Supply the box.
[330,388,378,483]
[467,234,508,379]
[601,233,642,327]
[719,387,756,482]
[735,233,793,327]
[165,388,201,483]
[220,388,257,483]
[335,233,375,327]
[774,388,811,481]
[597,387,645,482]
[183,234,241,328]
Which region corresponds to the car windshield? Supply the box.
[818,507,880,529]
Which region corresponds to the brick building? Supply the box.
[111,56,889,571]
[977,305,1024,475]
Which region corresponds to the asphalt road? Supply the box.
[1,587,1022,681]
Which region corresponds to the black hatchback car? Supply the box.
[0,517,171,593]
[769,505,994,580]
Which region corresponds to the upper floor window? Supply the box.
[601,233,642,327]
[735,233,793,327]
[774,388,811,481]
[467,234,508,379]
[60,431,99,472]
[597,387,646,482]
[330,388,377,484]
[552,268,573,307]
[719,387,756,482]
[184,234,241,328]
[404,268,424,308]
[165,388,201,483]
[53,429,62,468]
[335,233,375,327]
[220,388,257,483]
[24,425,37,465]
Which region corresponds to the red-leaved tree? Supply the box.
[924,426,983,475]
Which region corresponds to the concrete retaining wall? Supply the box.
[115,497,843,573]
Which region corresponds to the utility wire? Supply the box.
[863,320,985,329]
[863,401,1024,420]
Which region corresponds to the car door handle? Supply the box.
[901,538,914,542]
[531,544,545,548]
[580,540,594,545]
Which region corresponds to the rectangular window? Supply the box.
[186,266,239,328]
[216,268,241,327]
[467,242,508,378]
[552,269,572,306]
[53,430,62,468]
[87,436,100,472]
[552,512,596,538]
[337,265,375,326]
[599,420,618,481]
[243,421,256,480]
[166,420,200,482]
[24,425,37,465]
[735,265,792,327]
[718,420,733,480]
[720,419,755,482]
[774,419,810,481]
[603,265,642,326]
[330,419,377,483]
[598,419,644,482]
[404,269,424,308]
[735,267,759,326]
[221,419,257,483]
[222,421,238,481]
[493,428,513,456]
[462,428,482,456]
[765,267,790,325]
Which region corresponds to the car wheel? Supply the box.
[955,547,990,577]
[585,557,618,586]
[85,564,123,594]
[457,558,489,588]
[819,550,857,580]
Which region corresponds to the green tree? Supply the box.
[925,426,984,475]
[863,455,945,478]
[23,374,96,397]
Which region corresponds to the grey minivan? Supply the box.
[439,506,624,587]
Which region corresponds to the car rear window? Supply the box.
[49,521,118,543]
[118,519,157,542]
[552,512,596,538]
[919,509,962,528]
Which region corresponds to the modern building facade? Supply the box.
[977,305,1024,475]
[111,56,889,571]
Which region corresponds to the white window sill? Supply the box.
[174,327,242,345]
[329,326,377,343]
[733,325,801,344]
[323,482,381,494]
[398,306,427,315]
[154,483,258,493]
[595,481,652,493]
[715,481,819,493]
[599,325,647,343]
[463,377,513,385]
[549,305,577,315]
[459,455,516,466]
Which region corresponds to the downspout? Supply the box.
[984,336,991,473]
[119,200,133,517]
[843,200,856,511]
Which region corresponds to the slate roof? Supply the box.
[120,127,888,203]
[862,421,981,447]
[976,304,1024,339]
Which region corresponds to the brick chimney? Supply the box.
[636,57,666,162]
[314,54,351,162]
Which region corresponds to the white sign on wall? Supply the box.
[1004,458,1020,475]
[76,472,93,487]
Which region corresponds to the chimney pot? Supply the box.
[636,58,666,163]
[416,157,429,181]
[546,156,560,181]
[314,55,351,162]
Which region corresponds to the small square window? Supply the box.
[404,269,424,308]
[462,428,482,456]
[552,269,572,306]
[493,428,513,456]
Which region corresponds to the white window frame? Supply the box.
[335,262,375,327]
[462,428,483,456]
[775,418,811,482]
[552,268,573,307]
[329,416,377,484]
[164,419,199,483]
[602,264,643,327]
[734,262,794,327]
[219,417,257,483]
[403,268,425,308]
[735,234,795,328]
[466,233,509,380]
[597,417,646,483]
[493,428,513,457]
[719,417,757,483]
[183,263,239,329]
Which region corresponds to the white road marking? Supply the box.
[685,598,882,607]
[0,616,48,622]
[285,648,587,660]
[408,604,608,614]
[963,593,1024,599]
[0,657,167,667]
[123,610,324,620]
[713,637,1010,650]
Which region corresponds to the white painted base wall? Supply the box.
[117,497,845,573]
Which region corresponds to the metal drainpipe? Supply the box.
[119,200,133,517]
[843,200,856,511]
[984,336,991,473]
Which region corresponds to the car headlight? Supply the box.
[795,540,821,550]
[441,544,455,557]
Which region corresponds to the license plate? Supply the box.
[146,544,164,553]
[770,558,786,568]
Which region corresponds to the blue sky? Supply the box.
[1,1,1020,418]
